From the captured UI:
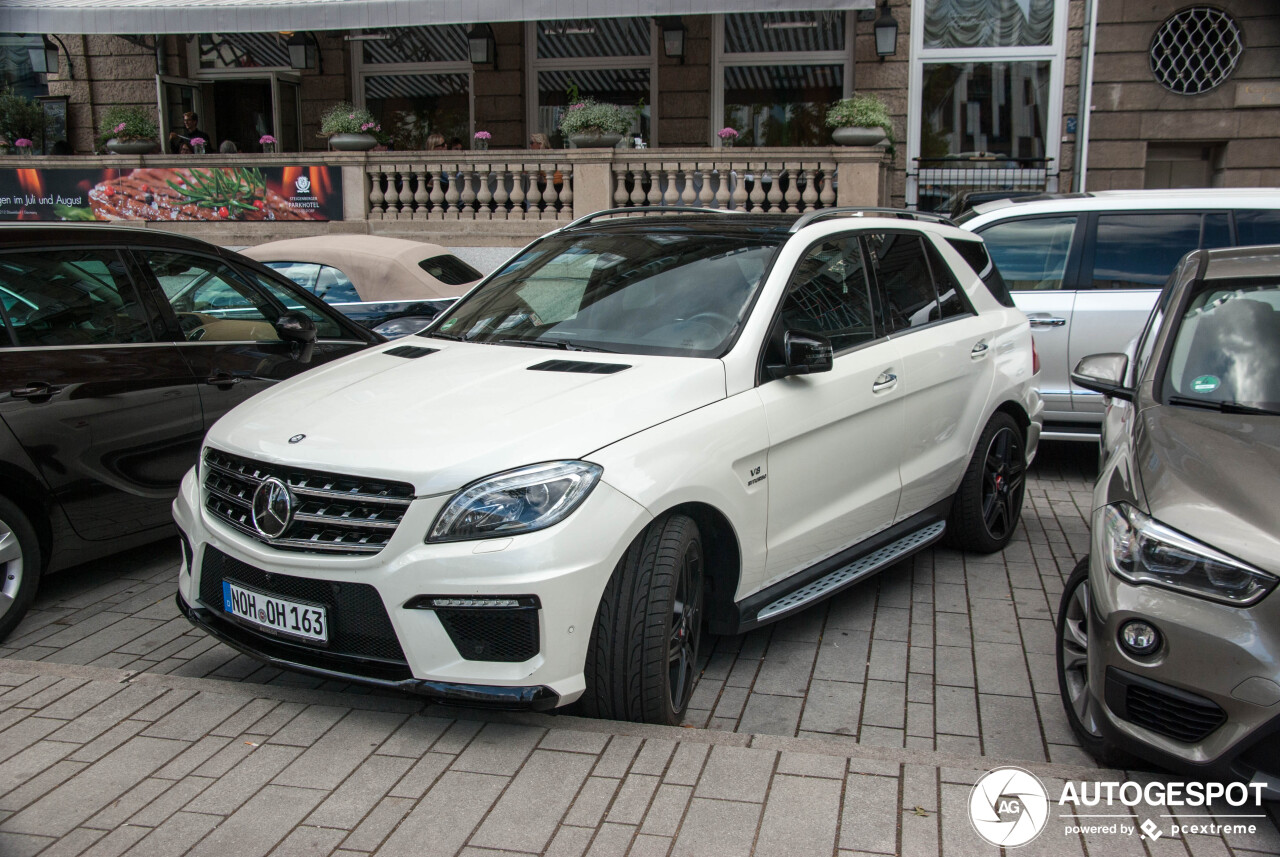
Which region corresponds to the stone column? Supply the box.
[832,145,894,207]
[567,150,618,218]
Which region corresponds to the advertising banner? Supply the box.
[0,165,343,222]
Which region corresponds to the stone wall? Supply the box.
[657,17,713,147]
[1087,0,1280,190]
[48,36,162,153]
[474,23,527,149]
[849,0,910,206]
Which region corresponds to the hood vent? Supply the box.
[528,359,631,375]
[385,345,440,359]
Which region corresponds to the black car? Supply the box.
[0,225,380,640]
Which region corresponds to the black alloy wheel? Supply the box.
[946,411,1027,553]
[667,537,704,716]
[981,422,1026,542]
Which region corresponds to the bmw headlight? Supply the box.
[1099,503,1276,605]
[427,461,603,543]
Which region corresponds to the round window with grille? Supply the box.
[1149,6,1243,95]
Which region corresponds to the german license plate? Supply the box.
[222,580,328,643]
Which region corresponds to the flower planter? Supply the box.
[329,133,377,152]
[106,138,158,155]
[261,142,277,154]
[568,132,623,149]
[473,139,489,151]
[832,126,887,146]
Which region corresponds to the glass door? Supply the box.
[156,76,205,154]
[272,74,302,152]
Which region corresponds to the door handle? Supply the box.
[11,382,62,401]
[872,371,897,392]
[1028,315,1067,327]
[971,341,990,358]
[205,373,242,389]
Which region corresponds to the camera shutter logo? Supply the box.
[969,767,1050,847]
[295,176,312,194]
[251,477,294,539]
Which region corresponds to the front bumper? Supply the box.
[1085,547,1280,796]
[172,464,653,708]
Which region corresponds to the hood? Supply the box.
[206,340,727,495]
[1136,404,1280,575]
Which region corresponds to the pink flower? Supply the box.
[718,127,739,139]
[474,131,491,140]
[14,138,33,148]
[569,103,585,110]
[115,122,126,133]
[189,137,206,146]
[259,134,276,144]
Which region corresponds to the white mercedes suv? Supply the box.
[174,208,1042,725]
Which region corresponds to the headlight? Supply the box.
[427,461,603,543]
[373,316,436,339]
[1099,503,1276,605]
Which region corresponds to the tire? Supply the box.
[946,411,1026,553]
[0,496,41,643]
[581,513,705,725]
[1056,557,1137,768]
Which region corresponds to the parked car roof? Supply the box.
[963,188,1280,221]
[243,235,480,302]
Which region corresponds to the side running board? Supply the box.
[755,521,946,624]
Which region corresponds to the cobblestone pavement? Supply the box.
[0,443,1277,856]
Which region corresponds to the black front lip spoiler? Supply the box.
[176,593,560,711]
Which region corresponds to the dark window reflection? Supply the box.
[1238,211,1280,246]
[365,73,471,150]
[723,65,842,147]
[1091,214,1201,290]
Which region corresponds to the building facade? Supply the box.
[4,1,1279,213]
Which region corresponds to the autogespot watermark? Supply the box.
[968,767,1269,847]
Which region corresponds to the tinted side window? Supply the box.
[147,253,282,342]
[420,254,482,287]
[977,216,1077,291]
[263,261,321,293]
[1090,213,1201,290]
[1237,210,1280,246]
[247,271,344,339]
[947,237,1015,307]
[314,266,361,303]
[777,237,877,352]
[924,239,973,320]
[866,232,939,334]
[0,250,154,347]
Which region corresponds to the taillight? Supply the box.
[1032,337,1040,375]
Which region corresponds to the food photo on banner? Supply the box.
[0,166,343,221]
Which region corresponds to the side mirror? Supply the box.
[275,311,317,363]
[769,331,834,379]
[1072,352,1132,402]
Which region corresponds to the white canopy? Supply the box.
[6,0,874,35]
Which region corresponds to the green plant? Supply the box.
[0,88,47,145]
[558,99,634,137]
[320,103,380,136]
[825,94,894,143]
[98,104,157,142]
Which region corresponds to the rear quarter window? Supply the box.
[946,238,1015,307]
[420,254,482,287]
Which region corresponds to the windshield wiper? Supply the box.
[1167,395,1280,416]
[422,330,464,341]
[497,338,611,353]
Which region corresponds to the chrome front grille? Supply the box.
[202,448,415,555]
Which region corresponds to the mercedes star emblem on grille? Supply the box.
[251,477,294,539]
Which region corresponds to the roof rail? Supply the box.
[789,207,957,232]
[561,206,747,231]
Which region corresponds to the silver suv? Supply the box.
[961,190,1280,441]
[1057,245,1280,792]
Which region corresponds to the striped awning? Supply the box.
[7,0,873,35]
[723,64,843,92]
[537,68,650,96]
[362,25,469,64]
[364,72,469,99]
[724,11,846,53]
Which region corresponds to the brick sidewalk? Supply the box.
[0,443,1277,856]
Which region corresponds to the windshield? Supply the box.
[1162,279,1280,414]
[425,230,783,357]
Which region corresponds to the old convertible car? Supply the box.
[0,225,380,641]
[1057,244,1280,795]
[175,207,1042,724]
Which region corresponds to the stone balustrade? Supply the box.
[0,146,890,245]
